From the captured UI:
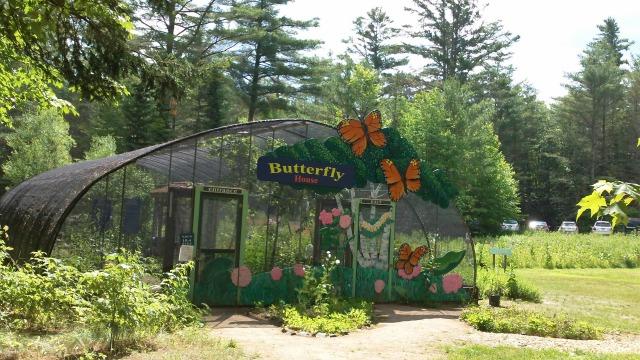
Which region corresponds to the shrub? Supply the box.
[281,301,373,335]
[0,229,201,352]
[461,306,603,340]
[476,267,541,302]
[256,252,373,335]
[504,268,541,303]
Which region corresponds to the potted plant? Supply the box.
[486,270,505,307]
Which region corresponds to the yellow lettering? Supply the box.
[269,163,282,174]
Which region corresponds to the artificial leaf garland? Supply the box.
[359,211,394,238]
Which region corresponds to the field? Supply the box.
[475,233,640,269]
[515,268,640,333]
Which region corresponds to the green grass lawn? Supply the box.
[515,268,640,333]
[446,345,640,360]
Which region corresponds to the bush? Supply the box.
[504,268,541,302]
[476,267,541,302]
[0,229,202,351]
[256,252,374,335]
[461,306,603,340]
[81,252,202,349]
[281,301,372,335]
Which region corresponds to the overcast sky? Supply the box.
[280,0,640,103]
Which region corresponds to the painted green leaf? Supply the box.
[429,250,466,276]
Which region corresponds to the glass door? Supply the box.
[191,186,247,306]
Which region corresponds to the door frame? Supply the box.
[351,198,396,300]
[189,185,248,305]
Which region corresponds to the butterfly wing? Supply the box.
[409,245,428,267]
[405,159,422,193]
[338,119,368,156]
[404,261,415,275]
[380,159,406,201]
[396,243,412,270]
[363,110,387,148]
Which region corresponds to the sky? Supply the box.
[280,0,640,103]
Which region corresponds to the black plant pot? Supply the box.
[489,294,501,307]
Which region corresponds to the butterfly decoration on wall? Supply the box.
[380,159,421,201]
[337,110,387,157]
[396,243,428,277]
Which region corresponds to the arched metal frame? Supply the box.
[0,119,332,258]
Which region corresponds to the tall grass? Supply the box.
[476,233,640,269]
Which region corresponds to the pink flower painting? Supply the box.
[331,208,342,217]
[270,266,283,281]
[397,264,422,280]
[293,263,305,277]
[231,266,252,287]
[339,214,352,229]
[374,279,385,294]
[442,273,463,294]
[318,210,333,225]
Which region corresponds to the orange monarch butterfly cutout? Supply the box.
[337,110,387,157]
[380,159,421,201]
[396,243,429,275]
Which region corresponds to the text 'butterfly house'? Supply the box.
[0,113,477,305]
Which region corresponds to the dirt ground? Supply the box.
[207,304,640,360]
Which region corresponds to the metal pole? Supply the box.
[118,166,127,249]
[100,174,109,262]
[263,128,275,271]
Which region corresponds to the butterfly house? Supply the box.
[0,113,477,305]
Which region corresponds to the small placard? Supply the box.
[180,232,194,245]
[202,186,243,195]
[490,247,512,256]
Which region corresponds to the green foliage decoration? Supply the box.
[263,116,457,207]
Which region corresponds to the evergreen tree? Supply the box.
[132,0,234,132]
[559,18,629,181]
[120,85,170,151]
[405,0,519,83]
[345,7,408,73]
[229,0,322,121]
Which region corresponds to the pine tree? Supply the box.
[345,7,408,73]
[405,0,519,83]
[228,0,321,121]
[560,18,629,181]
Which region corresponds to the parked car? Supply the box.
[501,219,520,232]
[625,218,640,235]
[528,220,549,231]
[592,220,612,235]
[558,221,578,233]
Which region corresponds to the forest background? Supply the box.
[2,0,639,234]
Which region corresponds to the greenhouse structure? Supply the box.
[0,118,476,306]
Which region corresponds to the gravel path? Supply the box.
[207,305,640,359]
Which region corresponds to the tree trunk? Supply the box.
[247,44,261,122]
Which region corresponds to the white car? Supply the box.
[528,220,549,231]
[501,219,520,232]
[592,221,612,235]
[558,221,578,233]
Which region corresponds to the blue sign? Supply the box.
[257,156,355,188]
